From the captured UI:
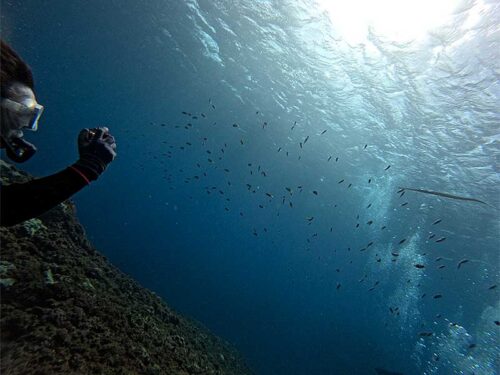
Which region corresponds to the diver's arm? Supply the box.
[0,166,90,226]
[0,127,116,226]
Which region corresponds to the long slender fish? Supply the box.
[398,187,489,206]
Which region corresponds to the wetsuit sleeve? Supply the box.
[0,166,90,226]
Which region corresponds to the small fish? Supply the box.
[364,144,368,149]
[277,147,281,152]
[232,123,238,127]
[433,294,443,299]
[291,121,297,130]
[414,264,425,269]
[335,157,339,162]
[438,265,446,269]
[432,219,442,225]
[338,179,344,184]
[398,239,406,245]
[419,332,433,337]
[211,104,216,109]
[356,223,360,228]
[435,237,446,243]
[348,183,352,188]
[313,190,318,195]
[299,142,303,149]
[321,130,327,135]
[240,139,244,145]
[401,202,408,207]
[303,136,310,144]
[368,178,372,184]
[457,259,469,269]
[265,193,273,198]
[336,282,341,290]
[428,234,436,239]
[327,156,332,162]
[488,285,497,290]
[201,113,206,118]
[306,216,314,222]
[495,321,500,326]
[367,220,373,225]
[399,191,406,197]
[435,257,443,262]
[391,252,399,257]
[367,241,374,248]
[397,188,404,193]
[384,165,391,171]
[381,226,386,230]
[366,203,372,209]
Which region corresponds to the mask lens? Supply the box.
[1,98,44,131]
[26,104,44,131]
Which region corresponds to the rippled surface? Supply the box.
[182,0,499,195]
[2,0,499,374]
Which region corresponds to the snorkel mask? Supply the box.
[0,83,43,162]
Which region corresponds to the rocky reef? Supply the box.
[0,161,252,375]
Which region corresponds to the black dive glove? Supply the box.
[73,127,117,181]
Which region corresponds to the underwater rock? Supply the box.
[0,162,252,375]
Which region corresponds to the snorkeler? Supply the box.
[0,40,117,226]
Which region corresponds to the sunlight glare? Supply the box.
[316,0,459,44]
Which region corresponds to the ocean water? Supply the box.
[1,0,499,374]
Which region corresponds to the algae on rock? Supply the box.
[0,162,252,375]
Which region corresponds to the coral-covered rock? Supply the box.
[0,161,252,375]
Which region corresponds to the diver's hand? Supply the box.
[73,127,117,181]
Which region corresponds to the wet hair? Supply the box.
[1,40,34,97]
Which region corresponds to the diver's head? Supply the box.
[1,40,42,163]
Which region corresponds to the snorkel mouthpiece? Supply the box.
[5,136,37,162]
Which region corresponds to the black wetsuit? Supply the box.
[0,167,88,226]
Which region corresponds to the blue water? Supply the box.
[2,1,499,374]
